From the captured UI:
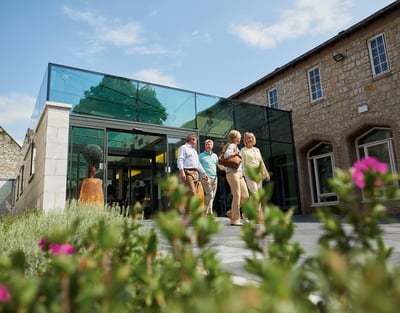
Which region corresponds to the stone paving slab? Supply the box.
[213,216,400,278]
[140,215,400,279]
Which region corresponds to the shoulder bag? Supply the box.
[218,152,242,169]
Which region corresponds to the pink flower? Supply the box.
[49,243,75,255]
[0,284,11,303]
[38,237,48,250]
[352,157,388,189]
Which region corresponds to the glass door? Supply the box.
[106,130,166,217]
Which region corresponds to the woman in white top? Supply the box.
[222,130,249,226]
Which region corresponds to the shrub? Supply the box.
[0,157,399,312]
[82,144,103,178]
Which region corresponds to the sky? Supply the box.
[0,0,396,145]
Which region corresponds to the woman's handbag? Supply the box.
[218,152,242,169]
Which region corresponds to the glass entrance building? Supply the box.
[29,63,299,216]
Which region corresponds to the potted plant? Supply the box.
[79,144,104,208]
[82,144,103,178]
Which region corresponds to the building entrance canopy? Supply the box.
[32,63,299,214]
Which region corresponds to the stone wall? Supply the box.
[12,102,71,214]
[232,6,400,214]
[0,127,22,179]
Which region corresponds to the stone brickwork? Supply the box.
[0,127,22,179]
[12,102,71,214]
[231,3,400,214]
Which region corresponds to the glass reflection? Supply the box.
[138,83,195,127]
[67,127,105,200]
[36,63,299,213]
[196,97,235,139]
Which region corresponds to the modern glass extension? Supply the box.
[32,63,300,216]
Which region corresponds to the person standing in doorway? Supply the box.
[222,130,249,226]
[199,139,222,216]
[241,132,271,221]
[177,133,208,214]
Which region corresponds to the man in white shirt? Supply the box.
[177,133,208,213]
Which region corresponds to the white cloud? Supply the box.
[62,5,144,54]
[231,0,354,49]
[62,5,104,26]
[98,23,142,46]
[131,69,180,88]
[190,30,211,41]
[0,93,35,145]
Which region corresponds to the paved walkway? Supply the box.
[212,216,400,280]
[142,215,400,281]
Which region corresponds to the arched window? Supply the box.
[356,128,396,174]
[308,142,338,205]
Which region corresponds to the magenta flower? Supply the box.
[38,237,48,250]
[0,284,11,303]
[49,243,75,255]
[352,157,388,189]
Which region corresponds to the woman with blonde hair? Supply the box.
[222,130,249,226]
[241,132,270,221]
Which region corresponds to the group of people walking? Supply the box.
[177,130,270,226]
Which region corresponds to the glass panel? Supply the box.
[50,65,103,112]
[309,143,332,157]
[196,95,234,139]
[267,109,293,143]
[268,88,278,109]
[309,68,322,100]
[309,159,318,203]
[357,129,392,145]
[167,136,186,176]
[107,130,166,217]
[366,142,390,168]
[316,156,333,195]
[136,84,169,124]
[369,34,389,76]
[73,76,139,121]
[235,102,270,141]
[67,127,105,201]
[139,83,195,128]
[310,154,338,204]
[359,148,366,159]
[30,67,49,131]
[269,142,298,212]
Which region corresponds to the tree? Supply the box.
[82,144,103,178]
[72,76,168,124]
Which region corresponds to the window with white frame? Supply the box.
[308,142,338,205]
[356,128,396,174]
[268,88,278,109]
[308,67,323,101]
[368,33,390,77]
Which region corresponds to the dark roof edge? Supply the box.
[229,1,400,99]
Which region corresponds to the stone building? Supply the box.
[10,64,297,215]
[0,126,22,214]
[230,1,400,214]
[0,126,22,179]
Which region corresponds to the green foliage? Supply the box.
[73,76,168,124]
[82,144,103,166]
[1,159,400,312]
